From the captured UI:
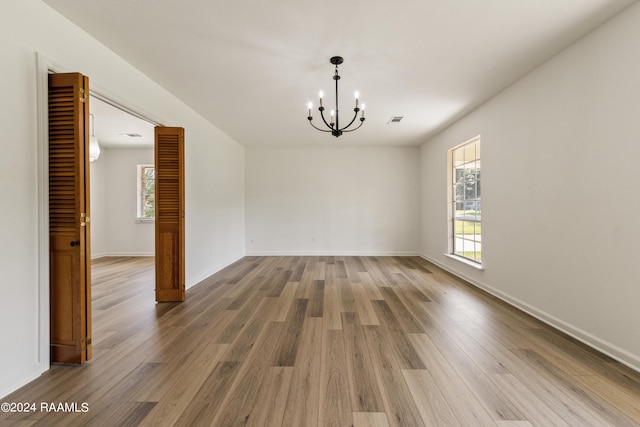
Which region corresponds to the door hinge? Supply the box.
[80,212,86,227]
[79,88,88,103]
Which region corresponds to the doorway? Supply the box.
[89,96,185,303]
[89,95,157,261]
[88,95,158,345]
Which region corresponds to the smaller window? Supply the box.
[449,136,481,264]
[137,164,155,221]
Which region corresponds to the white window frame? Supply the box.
[447,135,481,266]
[136,164,155,222]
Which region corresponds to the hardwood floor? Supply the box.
[2,256,640,426]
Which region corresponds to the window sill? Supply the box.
[444,253,484,270]
[135,218,155,224]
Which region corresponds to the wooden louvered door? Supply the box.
[48,72,92,363]
[155,127,185,302]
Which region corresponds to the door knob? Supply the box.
[70,240,80,247]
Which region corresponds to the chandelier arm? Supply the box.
[341,118,366,133]
[308,119,333,133]
[318,108,334,130]
[337,108,361,132]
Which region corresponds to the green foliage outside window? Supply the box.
[140,166,155,219]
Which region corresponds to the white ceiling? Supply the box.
[90,96,155,148]
[44,0,636,147]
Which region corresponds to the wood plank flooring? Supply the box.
[2,255,640,426]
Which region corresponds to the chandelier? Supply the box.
[307,56,365,137]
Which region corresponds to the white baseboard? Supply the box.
[187,254,245,290]
[91,253,108,260]
[94,252,154,258]
[419,253,640,374]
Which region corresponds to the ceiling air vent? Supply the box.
[387,116,403,124]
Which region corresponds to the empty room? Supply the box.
[1,0,640,426]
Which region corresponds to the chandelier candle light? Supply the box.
[307,56,365,137]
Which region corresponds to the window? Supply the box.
[137,164,155,220]
[450,136,481,263]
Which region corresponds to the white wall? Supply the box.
[0,0,245,398]
[89,149,108,258]
[91,147,155,258]
[420,3,640,371]
[101,147,155,257]
[246,146,420,255]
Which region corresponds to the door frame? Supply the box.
[36,53,165,370]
